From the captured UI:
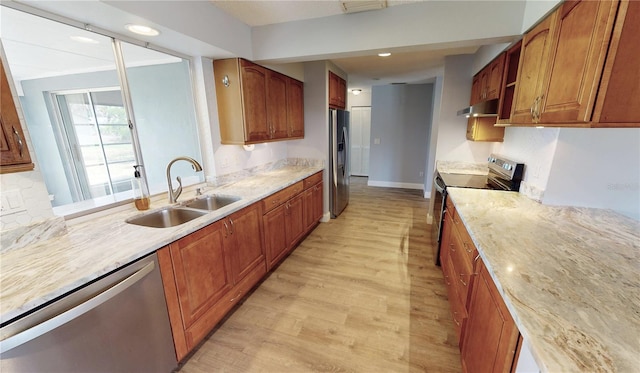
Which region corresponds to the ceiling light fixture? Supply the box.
[351,89,362,95]
[378,52,391,57]
[125,24,160,36]
[70,36,99,44]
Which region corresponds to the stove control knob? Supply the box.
[503,164,512,171]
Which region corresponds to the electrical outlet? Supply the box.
[419,171,424,177]
[0,190,26,216]
[374,138,381,145]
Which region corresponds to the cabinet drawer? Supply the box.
[446,195,456,221]
[443,251,468,343]
[453,214,479,264]
[303,171,323,189]
[262,181,304,212]
[449,227,475,307]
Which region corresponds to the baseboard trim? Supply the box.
[320,211,331,222]
[367,180,424,190]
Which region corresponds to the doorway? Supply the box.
[350,106,371,177]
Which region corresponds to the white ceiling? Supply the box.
[209,0,510,90]
[1,1,522,92]
[211,0,422,27]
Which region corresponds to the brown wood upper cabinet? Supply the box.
[213,58,305,144]
[1,59,34,174]
[471,53,505,105]
[329,71,346,109]
[511,0,637,127]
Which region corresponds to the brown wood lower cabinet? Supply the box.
[462,258,519,373]
[158,173,324,361]
[441,197,520,372]
[158,203,266,361]
[263,172,323,270]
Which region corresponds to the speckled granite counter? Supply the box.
[447,188,640,373]
[0,164,323,325]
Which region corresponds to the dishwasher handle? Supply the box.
[0,261,155,354]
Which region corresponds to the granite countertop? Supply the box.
[0,164,323,325]
[446,188,640,373]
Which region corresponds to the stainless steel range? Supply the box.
[432,154,525,265]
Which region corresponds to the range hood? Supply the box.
[457,99,499,117]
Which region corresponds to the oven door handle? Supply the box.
[434,176,446,194]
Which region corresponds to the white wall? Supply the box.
[287,61,331,217]
[471,43,512,75]
[521,0,562,33]
[368,84,433,189]
[434,54,494,163]
[543,128,640,221]
[492,127,560,201]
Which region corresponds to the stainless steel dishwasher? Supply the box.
[0,253,177,372]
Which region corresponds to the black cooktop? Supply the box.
[439,173,494,190]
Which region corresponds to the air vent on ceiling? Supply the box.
[340,1,387,14]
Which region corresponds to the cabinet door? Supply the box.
[285,193,305,248]
[229,203,265,285]
[486,53,505,101]
[287,78,304,138]
[263,204,288,270]
[303,187,315,232]
[240,61,270,142]
[510,12,558,124]
[461,259,519,373]
[169,221,233,329]
[329,71,346,109]
[1,60,33,173]
[338,77,346,108]
[592,0,640,125]
[267,71,288,139]
[539,0,618,124]
[470,74,482,105]
[312,182,323,223]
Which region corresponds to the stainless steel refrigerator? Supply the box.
[329,109,350,218]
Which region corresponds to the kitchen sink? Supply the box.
[126,207,207,228]
[183,195,240,211]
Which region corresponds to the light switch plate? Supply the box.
[374,138,381,145]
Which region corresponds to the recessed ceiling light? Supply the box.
[378,52,391,57]
[125,24,160,36]
[70,36,99,44]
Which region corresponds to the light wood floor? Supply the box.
[179,177,462,372]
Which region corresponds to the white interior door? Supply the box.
[350,106,371,176]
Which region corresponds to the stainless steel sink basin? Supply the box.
[126,207,207,228]
[183,195,240,211]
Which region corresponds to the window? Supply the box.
[52,89,135,200]
[1,6,203,216]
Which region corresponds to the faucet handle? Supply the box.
[173,176,183,201]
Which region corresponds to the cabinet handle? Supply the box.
[463,242,473,254]
[536,94,544,122]
[230,291,242,303]
[229,219,235,235]
[272,199,279,205]
[452,311,461,326]
[449,243,455,252]
[474,254,481,262]
[223,221,230,237]
[12,127,24,158]
[459,273,467,286]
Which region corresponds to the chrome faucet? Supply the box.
[166,156,203,203]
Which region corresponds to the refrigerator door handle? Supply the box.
[0,261,155,354]
[342,126,349,177]
[332,110,338,188]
